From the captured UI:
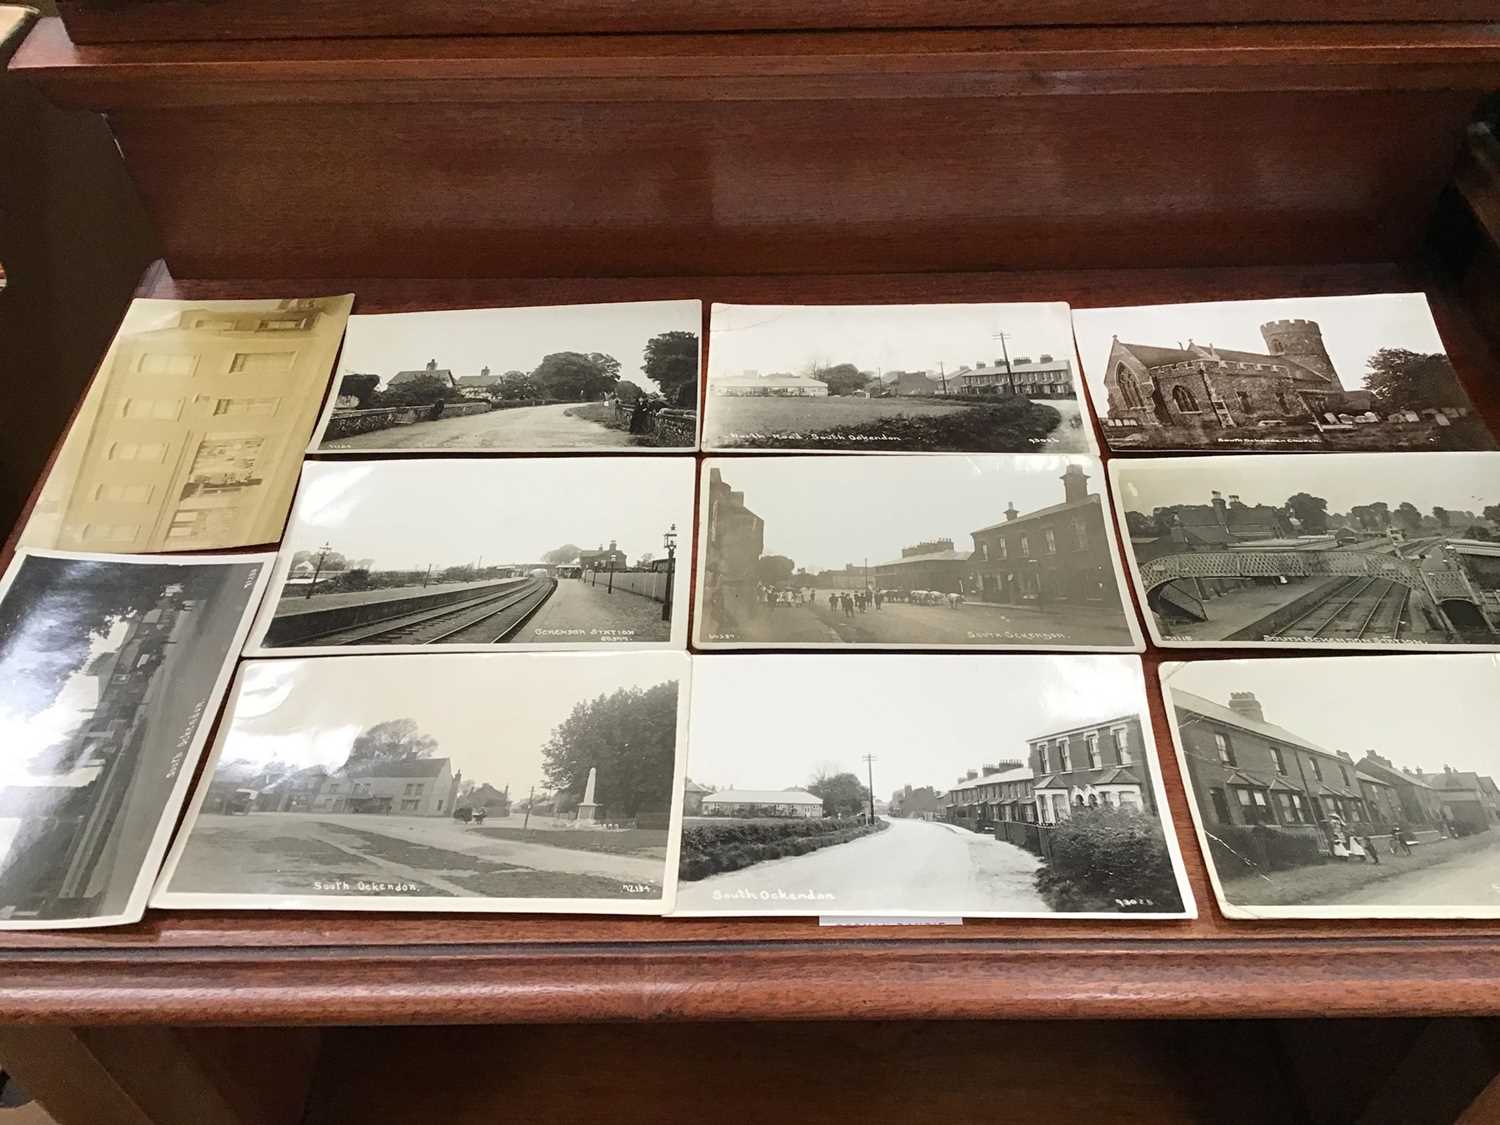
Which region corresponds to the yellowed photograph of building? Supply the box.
[18,295,353,553]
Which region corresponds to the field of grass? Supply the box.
[707,395,1063,451]
[471,825,667,858]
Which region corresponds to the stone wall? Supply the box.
[325,399,494,439]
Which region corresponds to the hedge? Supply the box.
[679,817,887,881]
[1207,822,1323,875]
[1034,807,1184,913]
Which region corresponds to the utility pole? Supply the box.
[938,360,948,397]
[993,330,1016,396]
[422,563,433,588]
[861,754,877,823]
[523,785,535,830]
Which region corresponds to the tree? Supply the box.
[613,379,646,404]
[1484,504,1500,525]
[806,770,869,818]
[1034,807,1183,913]
[496,370,540,400]
[756,555,796,585]
[1432,506,1451,528]
[1282,492,1330,534]
[811,362,871,396]
[642,330,700,408]
[541,680,680,819]
[1394,502,1423,533]
[530,351,621,401]
[337,372,380,408]
[345,719,438,766]
[1123,510,1158,538]
[1362,348,1465,409]
[543,544,582,566]
[375,373,459,408]
[1463,525,1497,542]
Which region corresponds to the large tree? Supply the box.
[1282,492,1330,534]
[642,330,700,408]
[531,351,621,401]
[811,362,871,397]
[756,555,796,586]
[807,770,870,818]
[1432,506,1451,528]
[337,372,380,408]
[1484,503,1500,525]
[543,544,582,566]
[1123,510,1158,539]
[1394,502,1423,533]
[344,719,439,766]
[496,370,540,400]
[1362,348,1465,409]
[541,680,680,819]
[376,373,459,408]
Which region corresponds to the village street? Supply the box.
[1325,840,1500,908]
[330,402,630,450]
[675,816,1048,914]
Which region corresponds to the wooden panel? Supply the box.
[0,262,1499,1025]
[52,0,1500,45]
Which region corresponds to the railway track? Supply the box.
[314,578,557,645]
[1269,576,1408,641]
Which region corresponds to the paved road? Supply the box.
[329,402,631,450]
[675,817,1046,914]
[1327,841,1500,907]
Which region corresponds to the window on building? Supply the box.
[1171,385,1200,413]
[256,315,315,332]
[1112,727,1131,765]
[996,538,1008,560]
[229,351,296,375]
[1214,731,1236,766]
[1044,529,1057,554]
[1073,518,1088,550]
[78,523,140,543]
[107,441,169,462]
[1236,390,1252,414]
[1311,758,1323,781]
[93,483,154,504]
[1275,792,1307,824]
[1209,787,1231,822]
[1058,740,1072,772]
[1020,535,1031,557]
[1118,791,1139,811]
[136,353,196,377]
[166,508,240,541]
[1086,733,1101,770]
[1117,366,1143,410]
[121,398,184,421]
[1235,787,1273,824]
[1271,746,1287,775]
[1037,744,1050,773]
[210,396,280,417]
[1340,765,1349,787]
[1276,390,1290,413]
[400,799,420,812]
[979,543,989,561]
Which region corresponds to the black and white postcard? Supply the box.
[694,455,1142,651]
[701,303,1094,453]
[1161,655,1500,919]
[0,550,271,929]
[310,301,701,453]
[672,654,1192,918]
[1073,293,1495,453]
[152,652,689,914]
[1110,452,1500,650]
[245,457,694,654]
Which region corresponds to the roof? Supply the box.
[971,495,1097,537]
[683,780,712,794]
[1356,755,1437,791]
[949,765,1034,794]
[456,373,501,388]
[1027,713,1139,743]
[873,548,970,567]
[389,367,454,385]
[1170,689,1337,759]
[1115,341,1198,368]
[702,788,824,806]
[1094,765,1145,786]
[1430,770,1485,794]
[1446,539,1500,557]
[339,757,451,780]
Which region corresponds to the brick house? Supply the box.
[957,353,1076,398]
[943,763,1034,830]
[701,468,766,625]
[1028,715,1155,825]
[1429,767,1500,834]
[888,784,944,821]
[966,464,1121,608]
[1355,751,1448,828]
[872,539,970,595]
[313,757,457,816]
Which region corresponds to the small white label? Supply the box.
[818,915,963,927]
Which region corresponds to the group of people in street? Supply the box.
[753,583,970,615]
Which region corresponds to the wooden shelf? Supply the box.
[2,261,1499,1025]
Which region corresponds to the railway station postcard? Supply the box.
[152,652,690,914]
[672,653,1193,919]
[310,300,701,454]
[0,549,272,929]
[244,457,695,655]
[1110,452,1500,651]
[1161,655,1500,919]
[17,294,353,554]
[700,302,1096,454]
[1073,292,1495,454]
[693,454,1143,651]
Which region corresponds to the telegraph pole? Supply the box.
[938,360,948,397]
[523,785,535,830]
[861,754,877,823]
[993,330,1016,395]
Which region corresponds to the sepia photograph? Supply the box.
[152,652,689,913]
[1073,292,1495,453]
[19,294,354,553]
[311,301,701,453]
[0,549,271,928]
[694,455,1142,651]
[1161,655,1500,918]
[1110,452,1500,649]
[246,457,695,654]
[673,654,1192,918]
[701,302,1094,454]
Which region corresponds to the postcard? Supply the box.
[694,454,1142,651]
[152,652,690,914]
[672,654,1193,918]
[1073,292,1495,453]
[0,549,271,928]
[310,301,701,453]
[700,302,1095,454]
[245,457,694,654]
[17,295,353,553]
[1161,655,1500,919]
[1109,452,1500,650]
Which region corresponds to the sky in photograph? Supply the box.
[1113,453,1500,517]
[210,653,687,792]
[338,301,700,389]
[707,455,1103,571]
[1072,293,1451,418]
[1163,655,1500,777]
[286,459,695,571]
[707,302,1076,380]
[687,655,1151,795]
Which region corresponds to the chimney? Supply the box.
[1061,464,1089,504]
[1228,494,1243,507]
[965,769,978,781]
[1336,751,1353,763]
[426,358,437,371]
[1228,691,1264,722]
[481,365,491,377]
[1039,354,1054,363]
[1212,491,1228,528]
[1005,502,1019,522]
[608,539,618,552]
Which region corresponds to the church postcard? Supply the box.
[1110,452,1500,651]
[152,651,691,915]
[1073,293,1495,454]
[700,302,1096,454]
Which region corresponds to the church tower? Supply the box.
[1259,318,1340,386]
